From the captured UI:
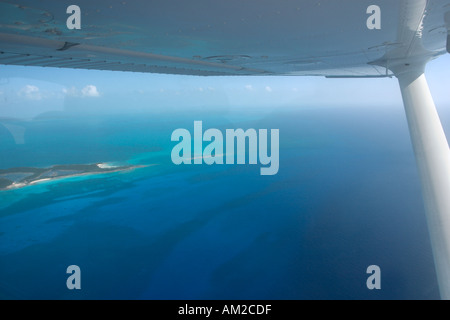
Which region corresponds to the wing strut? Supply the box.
[396,63,450,300]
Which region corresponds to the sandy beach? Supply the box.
[0,163,150,191]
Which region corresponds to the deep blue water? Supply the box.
[0,107,440,299]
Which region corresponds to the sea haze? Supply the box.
[0,106,440,299]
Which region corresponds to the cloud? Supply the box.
[81,85,100,97]
[63,85,100,98]
[245,84,254,91]
[265,86,273,92]
[19,85,42,100]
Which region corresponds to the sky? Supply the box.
[0,53,449,119]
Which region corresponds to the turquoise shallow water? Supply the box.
[0,108,440,299]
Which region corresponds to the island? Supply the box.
[0,163,147,191]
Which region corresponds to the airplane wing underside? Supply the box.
[0,0,449,76]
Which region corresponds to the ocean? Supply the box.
[0,106,440,299]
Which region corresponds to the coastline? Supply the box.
[0,163,150,191]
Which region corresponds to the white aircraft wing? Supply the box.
[0,0,448,76]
